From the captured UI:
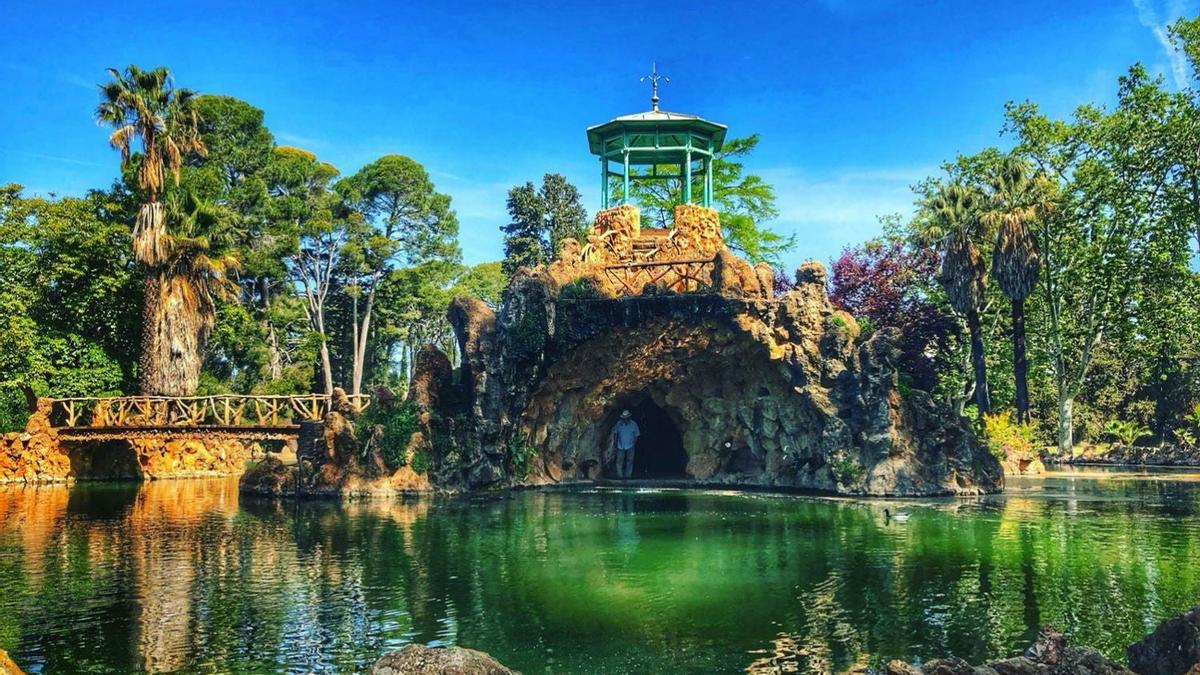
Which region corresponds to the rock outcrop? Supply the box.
[1128,605,1200,675]
[1052,444,1200,467]
[0,649,23,675]
[0,399,70,484]
[371,644,516,675]
[410,259,1001,496]
[240,388,432,498]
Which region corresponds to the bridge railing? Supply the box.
[48,393,371,429]
[601,257,714,296]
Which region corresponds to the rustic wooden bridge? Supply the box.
[47,393,370,441]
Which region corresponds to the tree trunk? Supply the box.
[260,278,283,380]
[1057,394,1074,454]
[139,270,208,396]
[351,284,378,398]
[316,307,334,397]
[1012,297,1029,424]
[967,308,991,417]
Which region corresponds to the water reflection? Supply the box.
[0,473,1198,673]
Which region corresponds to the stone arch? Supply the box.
[518,317,829,485]
[599,391,688,478]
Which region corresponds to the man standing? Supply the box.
[610,410,640,479]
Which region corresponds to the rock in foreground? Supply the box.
[372,644,516,675]
[1127,605,1200,675]
[887,628,1132,675]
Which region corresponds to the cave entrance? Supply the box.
[626,397,687,479]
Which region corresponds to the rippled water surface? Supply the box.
[2,468,1200,673]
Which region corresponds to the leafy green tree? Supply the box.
[629,135,793,264]
[501,173,587,277]
[269,146,343,395]
[184,95,288,388]
[0,185,142,430]
[1004,64,1192,451]
[337,155,460,396]
[454,261,506,309]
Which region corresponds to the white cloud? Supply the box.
[1132,0,1197,89]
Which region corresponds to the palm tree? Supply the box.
[150,192,241,393]
[930,183,991,417]
[983,157,1048,424]
[96,65,214,395]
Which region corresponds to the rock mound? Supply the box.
[0,399,70,484]
[410,261,1001,496]
[372,644,516,675]
[239,389,432,499]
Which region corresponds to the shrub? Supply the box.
[1186,403,1200,430]
[558,277,601,301]
[982,412,1036,462]
[361,402,419,470]
[1104,418,1152,447]
[1173,428,1196,448]
[830,455,862,484]
[506,433,538,479]
[410,450,429,475]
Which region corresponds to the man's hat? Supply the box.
[620,410,632,419]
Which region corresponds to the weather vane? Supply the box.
[641,63,669,112]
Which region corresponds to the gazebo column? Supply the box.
[601,158,609,209]
[704,157,713,207]
[683,150,693,204]
[622,151,630,205]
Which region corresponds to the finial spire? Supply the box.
[640,63,669,112]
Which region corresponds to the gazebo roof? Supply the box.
[586,109,728,160]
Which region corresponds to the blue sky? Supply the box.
[1,0,1196,270]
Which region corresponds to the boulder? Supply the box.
[1128,605,1200,675]
[371,644,516,675]
[0,649,22,675]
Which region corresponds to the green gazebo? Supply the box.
[587,66,727,210]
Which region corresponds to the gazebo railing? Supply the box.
[602,257,714,296]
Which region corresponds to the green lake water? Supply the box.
[1,468,1199,673]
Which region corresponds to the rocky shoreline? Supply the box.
[360,605,1200,675]
[1045,444,1200,468]
[888,605,1200,675]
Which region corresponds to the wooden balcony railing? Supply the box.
[601,257,714,296]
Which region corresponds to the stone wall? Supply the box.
[412,260,1002,496]
[67,434,252,480]
[1,398,268,482]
